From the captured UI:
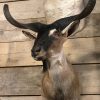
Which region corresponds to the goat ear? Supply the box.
[22,30,37,39]
[62,20,80,37]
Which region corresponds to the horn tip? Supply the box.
[3,4,9,12]
[4,4,8,8]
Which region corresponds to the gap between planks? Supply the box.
[0,95,99,100]
[0,0,28,3]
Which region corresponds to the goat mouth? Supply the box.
[33,56,44,61]
[31,53,45,61]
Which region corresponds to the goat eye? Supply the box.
[42,40,45,43]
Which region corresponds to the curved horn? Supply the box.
[51,0,96,31]
[3,0,96,32]
[3,4,47,32]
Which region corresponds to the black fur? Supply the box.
[54,89,64,100]
[43,60,49,72]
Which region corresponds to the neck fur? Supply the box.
[47,48,69,70]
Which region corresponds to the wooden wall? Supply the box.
[0,0,100,100]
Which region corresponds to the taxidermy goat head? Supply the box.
[3,0,96,62]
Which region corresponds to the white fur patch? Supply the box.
[62,22,74,34]
[49,29,56,36]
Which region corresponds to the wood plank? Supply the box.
[0,66,42,95]
[0,13,99,42]
[81,95,100,100]
[64,37,100,64]
[0,18,46,42]
[0,53,42,67]
[0,64,99,95]
[74,13,100,38]
[0,30,29,42]
[75,64,100,94]
[0,96,42,100]
[0,17,46,31]
[0,41,33,54]
[92,0,100,13]
[0,37,99,67]
[0,0,45,21]
[0,95,100,100]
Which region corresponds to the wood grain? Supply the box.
[0,13,99,42]
[0,18,46,42]
[92,0,100,13]
[0,96,42,100]
[0,53,42,67]
[0,30,29,42]
[75,64,100,94]
[0,66,42,95]
[0,64,99,95]
[0,40,32,54]
[0,0,45,21]
[74,13,100,38]
[0,37,99,67]
[0,18,45,42]
[81,95,100,100]
[64,37,100,64]
[0,18,46,31]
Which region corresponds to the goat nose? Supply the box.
[34,47,41,53]
[31,47,41,57]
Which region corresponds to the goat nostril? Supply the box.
[35,47,41,53]
[31,47,41,58]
